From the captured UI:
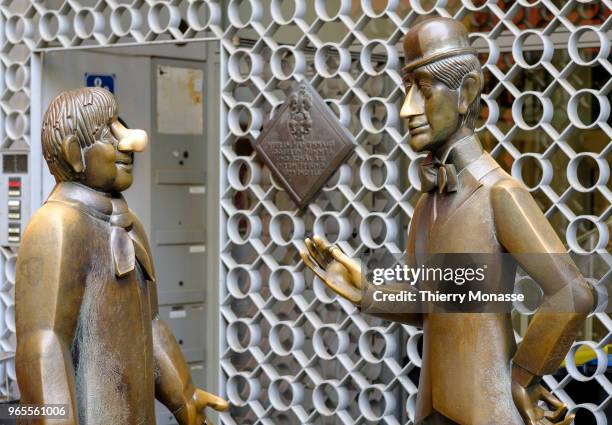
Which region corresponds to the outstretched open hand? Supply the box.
[512,382,575,425]
[300,235,363,304]
[176,388,229,425]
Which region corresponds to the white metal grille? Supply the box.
[0,0,609,423]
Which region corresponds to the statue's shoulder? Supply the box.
[488,173,535,216]
[477,154,529,194]
[27,200,84,230]
[19,201,85,254]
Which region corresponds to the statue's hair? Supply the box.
[42,87,117,182]
[421,54,483,129]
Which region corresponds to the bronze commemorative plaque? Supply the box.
[251,81,356,208]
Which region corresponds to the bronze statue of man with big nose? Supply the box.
[16,87,228,424]
[301,17,592,425]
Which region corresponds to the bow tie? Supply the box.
[419,153,459,193]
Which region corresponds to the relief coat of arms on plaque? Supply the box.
[252,81,356,208]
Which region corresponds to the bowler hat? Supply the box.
[403,17,476,73]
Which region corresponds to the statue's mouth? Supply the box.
[116,155,133,170]
[409,122,430,136]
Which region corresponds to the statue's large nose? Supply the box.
[112,120,148,152]
[400,84,425,118]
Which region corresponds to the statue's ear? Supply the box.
[458,71,482,115]
[60,134,85,174]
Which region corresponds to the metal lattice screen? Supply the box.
[0,0,609,423]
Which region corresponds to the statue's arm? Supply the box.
[15,207,84,424]
[491,179,593,386]
[130,210,198,421]
[359,216,423,328]
[360,284,423,327]
[150,281,199,420]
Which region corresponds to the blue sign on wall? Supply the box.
[85,73,115,94]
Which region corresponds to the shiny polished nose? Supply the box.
[400,84,425,118]
[112,120,148,152]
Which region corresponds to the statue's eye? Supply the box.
[419,82,433,96]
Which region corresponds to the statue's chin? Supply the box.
[112,176,133,193]
[409,133,433,153]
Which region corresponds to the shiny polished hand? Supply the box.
[300,235,363,304]
[176,388,229,425]
[512,381,575,425]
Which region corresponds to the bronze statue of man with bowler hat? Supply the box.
[301,17,592,425]
[15,87,228,424]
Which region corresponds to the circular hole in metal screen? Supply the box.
[570,217,601,253]
[6,15,26,43]
[518,156,544,190]
[574,28,603,63]
[188,1,212,30]
[111,6,133,36]
[230,0,254,27]
[320,383,340,412]
[570,405,606,425]
[364,215,388,246]
[40,12,61,41]
[6,112,27,140]
[227,374,259,404]
[570,344,600,379]
[271,0,297,23]
[320,215,340,242]
[270,268,298,299]
[513,277,543,314]
[520,94,544,127]
[227,320,253,351]
[362,100,388,133]
[270,378,296,408]
[230,104,256,134]
[317,45,341,77]
[270,323,296,354]
[228,267,252,296]
[150,3,172,32]
[360,329,390,362]
[360,386,388,420]
[238,161,252,187]
[574,154,601,190]
[235,51,254,81]
[275,48,296,79]
[366,158,387,189]
[575,91,602,128]
[6,63,28,92]
[317,327,340,357]
[75,9,97,39]
[237,215,250,240]
[521,33,546,67]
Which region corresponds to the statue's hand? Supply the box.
[300,235,362,304]
[176,388,229,425]
[512,381,574,425]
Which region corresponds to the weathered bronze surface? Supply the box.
[15,87,228,424]
[301,17,592,425]
[252,81,356,208]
